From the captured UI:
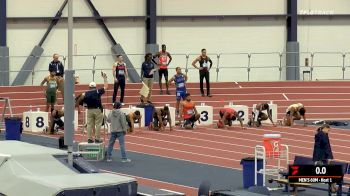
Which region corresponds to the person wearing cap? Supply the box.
[48,53,65,102]
[76,72,108,143]
[179,93,200,129]
[153,44,172,95]
[152,105,172,131]
[106,101,131,162]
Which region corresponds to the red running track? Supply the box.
[3,81,350,195]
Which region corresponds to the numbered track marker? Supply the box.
[23,111,49,132]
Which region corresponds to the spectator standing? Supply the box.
[153,44,172,95]
[112,55,128,105]
[192,49,213,97]
[48,54,65,102]
[106,102,131,163]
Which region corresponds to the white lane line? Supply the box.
[100,169,197,191]
[282,93,289,100]
[234,81,242,88]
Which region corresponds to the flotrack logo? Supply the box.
[299,9,334,15]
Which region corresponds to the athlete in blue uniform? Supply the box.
[168,67,188,115]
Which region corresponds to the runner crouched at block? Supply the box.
[152,106,172,131]
[217,108,245,129]
[248,103,275,127]
[126,110,142,134]
[179,93,200,129]
[46,109,64,134]
[283,103,306,126]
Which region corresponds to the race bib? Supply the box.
[187,110,194,115]
[49,81,57,89]
[177,92,181,96]
[159,56,167,64]
[118,70,125,75]
[178,83,184,88]
[203,61,209,68]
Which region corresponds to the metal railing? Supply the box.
[0,51,349,86]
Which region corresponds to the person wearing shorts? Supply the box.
[152,106,172,131]
[48,54,64,102]
[179,93,200,129]
[248,103,275,127]
[125,110,142,133]
[168,67,188,115]
[40,71,59,112]
[153,44,172,95]
[284,103,306,126]
[218,108,245,129]
[140,53,156,103]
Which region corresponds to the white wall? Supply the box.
[298,0,350,14]
[158,0,286,15]
[8,0,349,84]
[157,19,286,82]
[7,19,145,85]
[7,0,145,17]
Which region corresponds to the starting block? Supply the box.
[155,106,176,127]
[195,103,213,125]
[22,111,49,132]
[224,104,249,125]
[252,103,278,124]
[78,142,105,161]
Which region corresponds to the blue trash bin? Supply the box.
[137,103,154,126]
[240,157,263,189]
[5,117,22,141]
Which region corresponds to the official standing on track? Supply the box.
[312,124,333,165]
[76,72,108,143]
[140,53,156,103]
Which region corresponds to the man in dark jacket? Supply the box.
[312,124,333,164]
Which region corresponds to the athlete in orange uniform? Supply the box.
[217,108,245,129]
[179,93,200,129]
[153,44,172,95]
